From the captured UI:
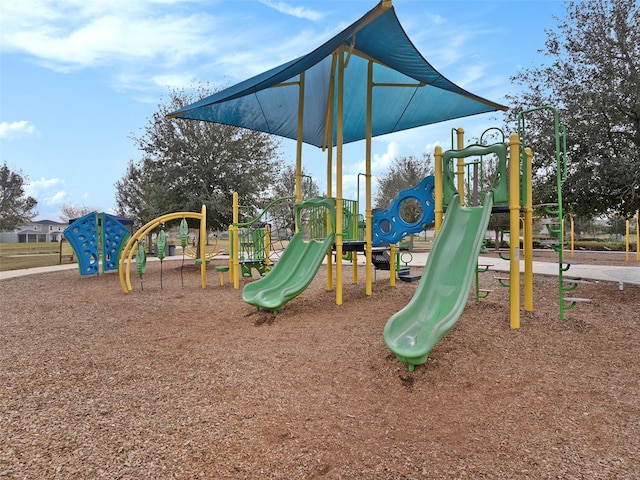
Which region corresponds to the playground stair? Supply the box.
[371,247,421,282]
[536,200,592,317]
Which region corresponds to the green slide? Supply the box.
[383,192,494,371]
[242,231,335,314]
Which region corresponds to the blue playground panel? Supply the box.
[64,212,131,276]
[64,212,100,276]
[372,176,435,246]
[102,214,131,273]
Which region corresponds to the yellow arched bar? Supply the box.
[119,205,207,293]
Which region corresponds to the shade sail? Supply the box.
[168,1,507,147]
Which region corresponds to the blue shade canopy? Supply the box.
[168,1,507,148]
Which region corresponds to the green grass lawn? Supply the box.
[0,239,234,272]
[0,242,76,272]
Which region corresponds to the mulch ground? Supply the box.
[1,251,639,479]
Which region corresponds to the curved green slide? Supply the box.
[242,231,335,313]
[383,192,494,371]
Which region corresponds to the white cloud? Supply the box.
[46,191,70,205]
[151,73,199,90]
[2,12,218,71]
[23,177,70,213]
[0,120,37,138]
[371,141,401,175]
[24,177,63,197]
[0,0,222,97]
[454,63,488,89]
[258,1,324,21]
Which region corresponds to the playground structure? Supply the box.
[118,206,208,293]
[372,175,436,247]
[226,194,297,288]
[64,212,131,277]
[242,197,336,314]
[227,116,586,370]
[163,1,603,371]
[518,106,591,321]
[383,134,523,371]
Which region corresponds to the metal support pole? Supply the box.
[508,134,521,329]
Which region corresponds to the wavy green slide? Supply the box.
[242,231,335,314]
[383,192,494,371]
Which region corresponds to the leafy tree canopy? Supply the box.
[115,84,283,230]
[506,0,639,218]
[0,163,38,231]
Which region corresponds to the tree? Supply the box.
[506,0,639,218]
[0,163,38,231]
[58,204,99,223]
[115,85,283,231]
[374,153,434,223]
[265,164,320,234]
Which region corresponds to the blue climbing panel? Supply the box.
[102,214,130,273]
[372,176,436,246]
[63,212,131,276]
[64,212,99,276]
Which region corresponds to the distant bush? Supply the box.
[484,238,635,252]
[573,241,630,252]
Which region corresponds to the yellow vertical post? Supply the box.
[456,128,465,206]
[389,244,396,287]
[325,54,336,292]
[365,60,374,295]
[295,72,305,203]
[326,143,334,292]
[199,204,207,289]
[335,48,345,305]
[636,210,639,261]
[626,219,630,262]
[227,224,233,278]
[524,147,533,312]
[570,216,575,257]
[434,146,443,235]
[232,192,240,290]
[508,133,521,329]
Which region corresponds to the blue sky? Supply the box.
[0,0,563,221]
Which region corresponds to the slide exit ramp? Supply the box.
[242,197,336,314]
[242,232,334,314]
[383,192,494,371]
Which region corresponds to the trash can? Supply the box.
[168,244,176,256]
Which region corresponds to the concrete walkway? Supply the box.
[344,250,640,285]
[1,251,638,285]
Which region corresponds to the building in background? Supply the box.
[0,220,67,243]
